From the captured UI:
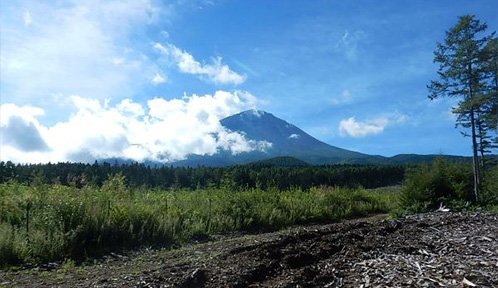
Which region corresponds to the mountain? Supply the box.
[219,110,386,165]
[172,110,389,166]
[101,109,471,167]
[170,110,478,167]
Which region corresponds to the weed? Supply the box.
[0,175,395,267]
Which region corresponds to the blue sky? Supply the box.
[1,0,497,163]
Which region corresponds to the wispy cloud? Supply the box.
[0,91,269,163]
[23,10,32,26]
[1,0,163,109]
[330,89,353,106]
[154,43,246,85]
[335,30,365,61]
[151,73,167,85]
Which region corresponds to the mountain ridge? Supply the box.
[170,110,472,167]
[219,109,379,164]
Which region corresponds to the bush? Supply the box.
[399,159,473,213]
[481,165,498,207]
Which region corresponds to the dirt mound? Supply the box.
[2,212,497,287]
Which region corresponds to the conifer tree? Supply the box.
[482,37,498,148]
[428,15,493,201]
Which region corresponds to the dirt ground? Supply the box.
[1,212,497,287]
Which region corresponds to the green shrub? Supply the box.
[481,165,498,207]
[399,158,492,214]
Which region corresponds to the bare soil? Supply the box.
[1,212,497,287]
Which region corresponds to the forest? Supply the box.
[0,160,405,191]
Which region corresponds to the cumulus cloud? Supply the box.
[0,91,270,164]
[338,113,408,138]
[0,104,49,153]
[154,43,246,85]
[339,117,389,138]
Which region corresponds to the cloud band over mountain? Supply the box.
[0,91,271,163]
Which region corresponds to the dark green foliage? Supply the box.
[480,165,498,205]
[0,161,405,191]
[400,159,473,213]
[247,156,310,167]
[399,159,497,214]
[481,37,498,147]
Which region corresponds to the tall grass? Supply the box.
[0,175,395,267]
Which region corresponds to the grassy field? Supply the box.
[0,174,399,267]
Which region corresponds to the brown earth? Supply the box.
[1,212,497,287]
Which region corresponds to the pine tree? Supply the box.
[428,15,493,202]
[481,37,498,148]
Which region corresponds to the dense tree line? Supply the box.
[0,161,405,191]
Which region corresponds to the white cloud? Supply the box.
[1,0,163,110]
[151,73,167,85]
[0,91,270,164]
[394,113,409,124]
[336,30,365,61]
[116,99,144,117]
[160,30,170,38]
[249,109,266,118]
[338,112,408,138]
[288,134,300,139]
[0,104,50,159]
[339,117,389,138]
[154,43,246,85]
[111,57,125,65]
[330,89,353,106]
[23,10,32,26]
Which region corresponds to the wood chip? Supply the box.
[462,277,477,287]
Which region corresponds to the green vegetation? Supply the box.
[0,174,396,267]
[246,156,310,167]
[398,159,498,215]
[0,161,405,191]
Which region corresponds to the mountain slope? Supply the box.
[219,110,384,165]
[171,110,471,167]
